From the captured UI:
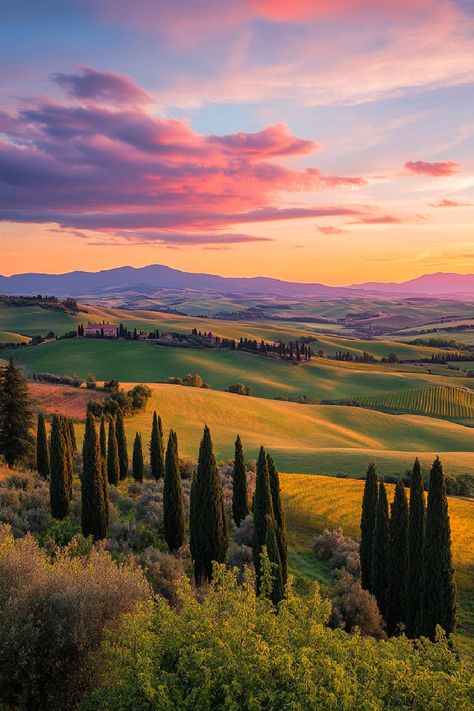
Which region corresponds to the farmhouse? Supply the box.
[85,322,119,337]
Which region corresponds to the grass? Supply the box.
[279,472,474,652]
[8,339,470,402]
[34,382,474,477]
[0,331,31,343]
[360,385,474,422]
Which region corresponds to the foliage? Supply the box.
[226,382,253,396]
[82,413,107,540]
[0,525,150,711]
[85,563,473,711]
[36,411,50,478]
[107,418,120,486]
[267,453,288,586]
[386,480,409,636]
[407,457,425,638]
[371,481,389,617]
[115,411,128,480]
[0,356,34,467]
[252,446,273,592]
[49,414,70,520]
[163,430,185,553]
[149,411,165,480]
[231,434,248,526]
[360,462,378,591]
[132,432,144,482]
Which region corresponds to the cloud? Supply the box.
[428,198,473,207]
[316,225,348,234]
[351,215,403,224]
[114,231,273,245]
[404,160,460,177]
[51,67,151,104]
[0,71,367,238]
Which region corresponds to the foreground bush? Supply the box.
[85,563,473,711]
[0,525,150,711]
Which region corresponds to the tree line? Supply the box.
[360,458,456,640]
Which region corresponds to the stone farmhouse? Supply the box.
[85,322,119,337]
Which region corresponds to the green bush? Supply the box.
[85,562,473,711]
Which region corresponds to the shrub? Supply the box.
[140,547,188,605]
[330,569,385,639]
[233,513,254,547]
[313,527,345,560]
[226,383,253,396]
[0,525,150,711]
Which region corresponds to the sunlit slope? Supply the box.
[360,385,474,421]
[7,339,469,400]
[63,384,474,476]
[0,331,31,343]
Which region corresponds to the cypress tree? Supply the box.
[190,425,229,585]
[115,411,128,480]
[360,462,378,591]
[421,457,457,639]
[36,412,50,479]
[68,418,77,452]
[81,413,107,540]
[149,411,165,480]
[407,457,425,638]
[107,418,120,486]
[252,446,273,593]
[232,434,249,526]
[49,414,70,520]
[267,453,288,586]
[371,480,389,618]
[386,479,409,636]
[264,514,284,605]
[60,416,73,500]
[132,432,144,482]
[0,356,34,467]
[163,429,185,552]
[99,416,107,473]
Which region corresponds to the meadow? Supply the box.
[7,339,471,402]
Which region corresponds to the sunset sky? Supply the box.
[1,0,473,284]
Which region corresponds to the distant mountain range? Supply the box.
[0,265,473,300]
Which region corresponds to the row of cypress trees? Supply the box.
[360,457,456,640]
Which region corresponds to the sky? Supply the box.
[1,0,473,284]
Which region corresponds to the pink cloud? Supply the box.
[0,71,367,238]
[405,160,460,177]
[316,225,348,235]
[51,67,151,104]
[429,198,473,207]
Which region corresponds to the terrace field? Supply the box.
[7,339,472,402]
[360,384,474,422]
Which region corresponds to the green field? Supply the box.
[360,385,474,421]
[7,339,470,402]
[62,383,474,478]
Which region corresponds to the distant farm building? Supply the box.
[85,322,119,337]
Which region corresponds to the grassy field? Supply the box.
[360,385,474,422]
[0,331,31,343]
[33,382,474,478]
[8,339,471,402]
[280,473,474,652]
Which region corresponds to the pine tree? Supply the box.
[407,457,425,638]
[190,426,229,584]
[115,411,128,480]
[360,462,378,591]
[252,446,273,593]
[267,453,288,586]
[81,413,107,540]
[149,411,165,480]
[163,430,185,552]
[232,434,249,526]
[421,457,457,639]
[371,480,389,618]
[49,414,70,520]
[0,356,34,467]
[386,479,409,636]
[107,418,120,486]
[36,412,50,479]
[264,514,284,605]
[132,432,144,482]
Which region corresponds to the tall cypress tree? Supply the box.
[386,479,409,636]
[49,414,70,520]
[407,457,425,638]
[371,480,389,618]
[421,457,457,639]
[0,356,34,467]
[81,413,107,540]
[132,432,144,482]
[149,411,165,480]
[115,411,128,480]
[107,418,120,486]
[36,412,50,479]
[60,416,73,500]
[252,446,273,593]
[99,416,107,474]
[68,418,77,452]
[232,434,249,526]
[163,429,185,552]
[267,453,288,586]
[264,514,284,605]
[190,426,229,584]
[360,462,378,591]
